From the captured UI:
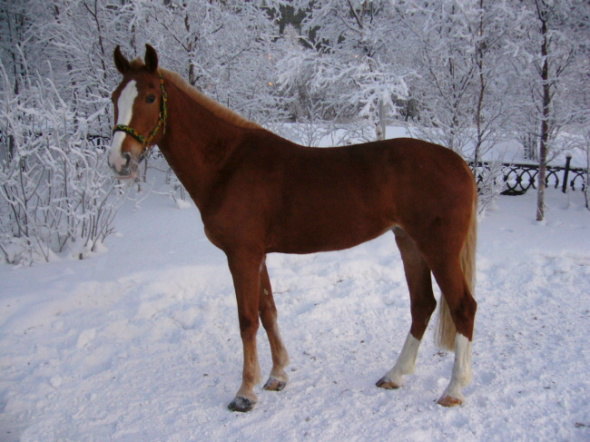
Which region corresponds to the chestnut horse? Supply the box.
[108,45,477,412]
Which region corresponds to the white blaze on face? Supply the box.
[109,80,138,172]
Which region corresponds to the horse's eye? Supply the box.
[146,94,156,104]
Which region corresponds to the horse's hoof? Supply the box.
[228,396,256,412]
[437,395,463,407]
[376,377,401,390]
[263,377,287,391]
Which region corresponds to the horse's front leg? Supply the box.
[226,250,264,412]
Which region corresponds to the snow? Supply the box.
[1,188,589,441]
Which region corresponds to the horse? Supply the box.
[108,44,477,412]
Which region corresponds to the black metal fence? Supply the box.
[471,156,587,195]
[473,156,588,195]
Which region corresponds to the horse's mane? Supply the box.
[158,67,262,130]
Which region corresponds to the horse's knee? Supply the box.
[239,314,259,339]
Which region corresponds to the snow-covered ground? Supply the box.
[1,187,589,441]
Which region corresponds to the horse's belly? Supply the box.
[268,209,395,254]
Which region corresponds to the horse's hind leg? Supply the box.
[429,258,477,406]
[259,263,289,391]
[377,228,436,389]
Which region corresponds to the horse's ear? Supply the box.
[114,46,130,74]
[144,44,158,72]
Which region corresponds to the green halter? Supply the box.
[113,73,168,148]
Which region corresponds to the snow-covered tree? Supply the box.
[470,0,516,165]
[23,1,132,137]
[278,0,410,140]
[0,58,121,264]
[125,0,284,125]
[398,0,514,159]
[507,0,589,220]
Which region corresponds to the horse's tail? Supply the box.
[436,194,478,351]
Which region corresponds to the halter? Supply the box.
[113,72,168,148]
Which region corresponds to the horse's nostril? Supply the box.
[123,152,131,169]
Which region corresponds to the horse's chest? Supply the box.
[204,225,226,249]
[202,209,267,252]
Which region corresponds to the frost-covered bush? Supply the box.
[473,161,504,215]
[0,65,121,265]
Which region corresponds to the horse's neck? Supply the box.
[158,83,245,208]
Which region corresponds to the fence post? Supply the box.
[562,154,572,193]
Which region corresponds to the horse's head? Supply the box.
[108,44,167,178]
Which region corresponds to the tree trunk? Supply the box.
[473,0,485,166]
[536,8,550,222]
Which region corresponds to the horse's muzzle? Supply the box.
[108,151,135,178]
